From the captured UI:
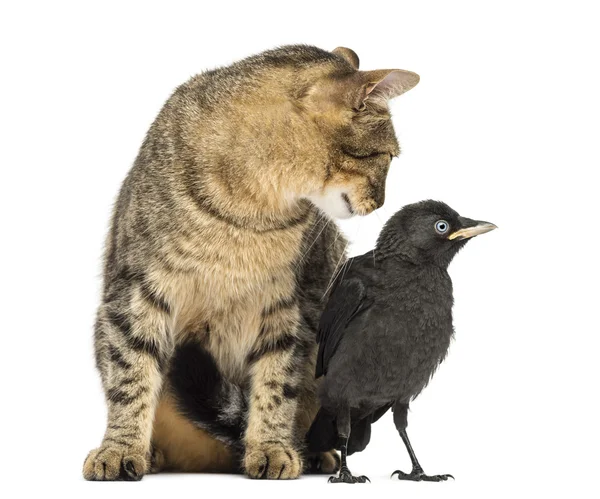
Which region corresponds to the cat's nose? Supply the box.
[373,187,385,209]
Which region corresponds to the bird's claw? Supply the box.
[328,467,370,484]
[419,473,454,482]
[392,469,454,482]
[328,475,370,484]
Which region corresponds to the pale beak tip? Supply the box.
[448,221,498,240]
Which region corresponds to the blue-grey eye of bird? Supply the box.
[435,220,449,234]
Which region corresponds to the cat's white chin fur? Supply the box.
[305,187,354,220]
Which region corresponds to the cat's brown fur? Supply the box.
[83,45,418,481]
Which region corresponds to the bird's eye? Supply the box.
[435,220,449,234]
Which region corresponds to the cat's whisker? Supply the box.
[328,223,343,250]
[294,214,331,271]
[338,218,362,283]
[323,238,352,299]
[323,212,366,298]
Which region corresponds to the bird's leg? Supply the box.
[391,403,454,482]
[328,407,369,484]
[392,429,454,482]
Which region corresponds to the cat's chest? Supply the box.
[164,221,309,378]
[163,219,307,298]
[205,226,305,298]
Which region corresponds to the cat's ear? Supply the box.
[332,47,360,69]
[359,69,420,106]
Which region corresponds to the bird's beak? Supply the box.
[448,218,497,241]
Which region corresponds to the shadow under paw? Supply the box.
[305,449,340,474]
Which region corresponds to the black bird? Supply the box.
[307,200,496,483]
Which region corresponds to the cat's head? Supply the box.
[302,47,419,219]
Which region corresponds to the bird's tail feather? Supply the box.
[306,408,338,452]
[307,405,392,455]
[347,417,372,455]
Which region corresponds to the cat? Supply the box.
[83,45,419,481]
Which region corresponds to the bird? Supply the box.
[306,200,496,483]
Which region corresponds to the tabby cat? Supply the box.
[83,45,419,481]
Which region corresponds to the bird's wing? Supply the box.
[316,277,369,378]
[347,403,392,455]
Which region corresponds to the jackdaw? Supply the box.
[306,200,496,483]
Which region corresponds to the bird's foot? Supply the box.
[328,466,370,484]
[392,466,454,482]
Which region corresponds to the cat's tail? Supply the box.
[306,408,338,453]
[168,340,247,453]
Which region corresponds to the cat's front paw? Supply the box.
[244,441,302,479]
[83,445,148,481]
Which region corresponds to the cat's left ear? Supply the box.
[332,47,360,69]
[359,69,420,106]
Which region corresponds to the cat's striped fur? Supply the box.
[83,45,419,481]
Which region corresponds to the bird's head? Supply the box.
[377,200,497,266]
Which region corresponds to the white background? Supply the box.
[1,1,599,498]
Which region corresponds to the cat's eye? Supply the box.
[355,102,367,112]
[435,220,449,234]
